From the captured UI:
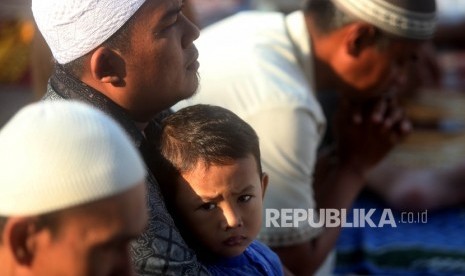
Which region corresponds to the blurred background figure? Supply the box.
[336,1,465,275]
[0,0,34,86]
[435,0,465,49]
[0,0,53,96]
[366,0,465,211]
[253,0,301,13]
[0,0,49,127]
[434,0,465,91]
[187,0,303,29]
[188,0,252,28]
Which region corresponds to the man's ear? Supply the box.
[260,172,269,199]
[4,217,38,266]
[345,23,378,57]
[89,47,126,85]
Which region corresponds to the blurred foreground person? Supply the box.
[0,101,148,276]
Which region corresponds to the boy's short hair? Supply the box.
[159,104,262,179]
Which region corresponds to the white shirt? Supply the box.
[174,11,326,246]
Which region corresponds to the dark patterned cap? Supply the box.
[332,0,437,39]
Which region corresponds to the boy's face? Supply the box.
[174,155,268,258]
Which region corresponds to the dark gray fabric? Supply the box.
[383,0,436,13]
[43,65,210,276]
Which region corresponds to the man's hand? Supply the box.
[334,94,411,174]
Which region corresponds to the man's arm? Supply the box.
[272,162,365,275]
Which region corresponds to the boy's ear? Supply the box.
[260,172,269,199]
[89,47,126,85]
[345,23,378,57]
[4,217,38,266]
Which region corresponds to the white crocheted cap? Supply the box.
[0,101,146,216]
[32,0,147,64]
[331,0,437,40]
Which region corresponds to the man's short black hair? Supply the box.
[0,212,62,245]
[62,7,138,77]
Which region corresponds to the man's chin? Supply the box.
[186,74,200,98]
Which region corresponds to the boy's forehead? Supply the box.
[179,157,262,192]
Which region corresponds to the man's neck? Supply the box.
[134,121,149,132]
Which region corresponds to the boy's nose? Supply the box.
[222,206,243,229]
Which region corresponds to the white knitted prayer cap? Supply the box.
[0,101,146,216]
[31,0,147,64]
[331,0,437,40]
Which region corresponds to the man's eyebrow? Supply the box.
[159,1,184,23]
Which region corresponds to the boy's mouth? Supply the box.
[223,235,247,246]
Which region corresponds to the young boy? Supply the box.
[157,104,284,275]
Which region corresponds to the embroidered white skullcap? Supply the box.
[32,0,147,64]
[0,101,146,216]
[331,0,437,39]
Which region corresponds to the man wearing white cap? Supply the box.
[0,101,148,275]
[31,0,207,275]
[174,0,437,274]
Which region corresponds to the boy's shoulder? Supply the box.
[245,240,284,276]
[203,240,283,275]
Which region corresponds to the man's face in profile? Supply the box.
[121,0,200,117]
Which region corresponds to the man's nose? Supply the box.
[181,13,200,48]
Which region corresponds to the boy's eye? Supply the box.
[200,202,216,210]
[238,195,253,203]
